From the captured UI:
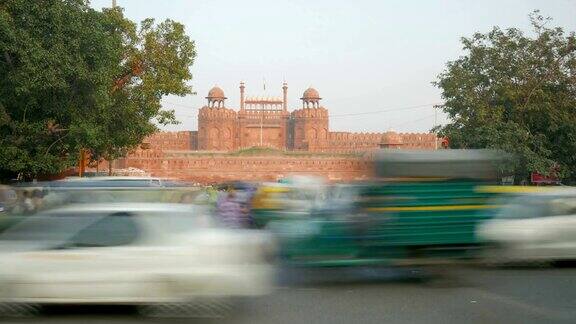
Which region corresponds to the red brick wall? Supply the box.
[325,132,382,153]
[190,131,198,150]
[237,109,290,150]
[142,131,194,151]
[123,153,372,184]
[323,131,439,153]
[291,107,329,151]
[197,107,237,151]
[398,132,438,149]
[195,105,438,153]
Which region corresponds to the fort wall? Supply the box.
[141,131,195,151]
[111,84,441,183]
[122,150,372,184]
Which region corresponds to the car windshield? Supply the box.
[497,195,576,219]
[0,214,102,243]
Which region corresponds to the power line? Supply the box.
[329,103,439,118]
[389,113,436,129]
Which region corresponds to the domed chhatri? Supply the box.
[207,86,226,99]
[206,86,227,108]
[380,131,404,149]
[302,87,320,100]
[300,87,322,108]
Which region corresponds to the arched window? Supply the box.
[319,128,327,140]
[223,127,232,139]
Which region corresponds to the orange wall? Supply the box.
[123,151,372,184]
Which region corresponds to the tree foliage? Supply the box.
[0,0,195,180]
[89,8,196,165]
[434,11,576,181]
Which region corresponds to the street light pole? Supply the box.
[434,105,438,150]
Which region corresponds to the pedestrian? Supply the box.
[217,190,245,228]
[239,185,258,228]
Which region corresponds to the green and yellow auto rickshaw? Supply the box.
[268,149,515,267]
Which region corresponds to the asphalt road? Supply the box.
[2,265,576,324]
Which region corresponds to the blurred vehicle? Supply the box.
[215,181,256,192]
[13,176,198,190]
[0,186,17,214]
[478,189,576,263]
[0,186,19,233]
[0,203,274,317]
[267,149,507,267]
[251,184,291,228]
[251,177,329,228]
[54,176,167,187]
[319,184,361,214]
[7,179,204,216]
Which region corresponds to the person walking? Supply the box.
[217,190,245,228]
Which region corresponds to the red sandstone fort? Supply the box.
[113,83,441,183]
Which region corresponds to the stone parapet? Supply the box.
[122,153,372,184]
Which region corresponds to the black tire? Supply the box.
[138,299,233,318]
[0,303,41,318]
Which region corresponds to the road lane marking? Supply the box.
[468,287,576,321]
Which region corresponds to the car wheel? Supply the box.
[138,299,232,318]
[552,259,576,268]
[0,303,41,318]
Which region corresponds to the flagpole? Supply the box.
[260,113,263,146]
[261,77,265,146]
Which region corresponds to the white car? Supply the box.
[0,203,275,317]
[478,190,576,264]
[57,176,165,187]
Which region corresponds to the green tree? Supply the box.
[0,0,121,180]
[89,8,196,173]
[0,0,195,180]
[434,11,576,182]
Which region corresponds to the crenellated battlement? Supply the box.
[291,107,329,118]
[198,106,237,119]
[329,132,383,141]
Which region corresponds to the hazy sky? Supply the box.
[90,0,576,133]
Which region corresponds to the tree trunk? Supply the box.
[108,159,113,176]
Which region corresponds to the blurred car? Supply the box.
[8,179,204,214]
[0,186,19,234]
[53,176,166,187]
[0,186,17,214]
[478,189,576,263]
[251,182,329,229]
[0,203,275,317]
